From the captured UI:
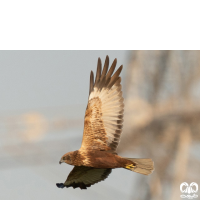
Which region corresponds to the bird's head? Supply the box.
[59,152,73,165]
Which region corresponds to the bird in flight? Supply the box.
[56,56,154,190]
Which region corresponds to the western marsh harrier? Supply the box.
[56,56,154,189]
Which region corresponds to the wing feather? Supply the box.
[80,56,124,152]
[94,58,102,86]
[106,58,117,80]
[89,71,94,95]
[56,166,112,189]
[100,56,109,82]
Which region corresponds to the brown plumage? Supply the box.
[56,56,154,190]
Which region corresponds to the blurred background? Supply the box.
[0,50,199,200]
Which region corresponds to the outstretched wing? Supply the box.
[56,166,112,189]
[80,56,124,153]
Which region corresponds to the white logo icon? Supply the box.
[180,182,198,199]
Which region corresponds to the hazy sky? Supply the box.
[0,51,129,113]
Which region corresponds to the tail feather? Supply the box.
[124,158,154,175]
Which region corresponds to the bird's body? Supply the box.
[57,56,154,189]
[61,150,133,169]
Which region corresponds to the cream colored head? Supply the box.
[59,152,73,165]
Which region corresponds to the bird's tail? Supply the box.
[123,158,154,175]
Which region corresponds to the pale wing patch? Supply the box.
[56,166,112,189]
[93,81,124,151]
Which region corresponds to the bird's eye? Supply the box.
[63,155,70,160]
[67,155,71,160]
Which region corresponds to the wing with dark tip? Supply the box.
[80,56,124,153]
[56,166,112,190]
